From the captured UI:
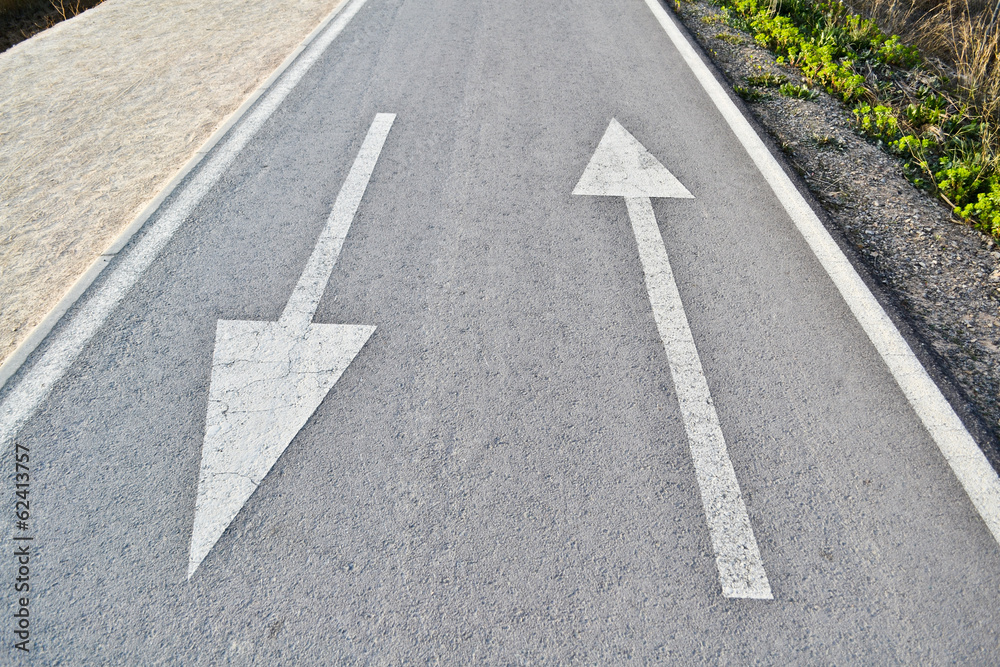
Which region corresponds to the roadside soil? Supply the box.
[671,0,1000,462]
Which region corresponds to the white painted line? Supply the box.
[642,0,1000,547]
[188,113,393,577]
[0,255,111,391]
[627,196,772,600]
[281,113,395,327]
[0,0,374,449]
[575,119,772,599]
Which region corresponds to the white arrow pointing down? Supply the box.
[575,119,772,600]
[188,113,395,578]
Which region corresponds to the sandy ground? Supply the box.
[0,0,344,367]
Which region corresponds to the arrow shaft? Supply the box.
[280,113,396,327]
[624,196,772,600]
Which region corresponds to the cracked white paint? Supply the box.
[188,113,394,578]
[188,320,374,577]
[575,119,771,600]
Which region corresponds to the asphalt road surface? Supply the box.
[3,0,1000,662]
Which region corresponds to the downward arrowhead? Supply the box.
[573,118,694,198]
[188,319,374,577]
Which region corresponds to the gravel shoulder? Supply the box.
[0,0,344,367]
[671,0,1000,462]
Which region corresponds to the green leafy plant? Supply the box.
[780,82,819,99]
[734,84,767,101]
[958,179,1000,237]
[877,35,921,68]
[746,72,788,87]
[853,103,899,140]
[703,0,1000,239]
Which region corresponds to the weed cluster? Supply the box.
[710,0,1000,238]
[716,31,746,44]
[780,81,820,99]
[746,72,789,86]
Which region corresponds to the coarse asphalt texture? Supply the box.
[4,0,1000,661]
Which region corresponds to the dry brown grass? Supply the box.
[1,0,103,52]
[48,0,91,21]
[0,0,42,16]
[849,0,999,161]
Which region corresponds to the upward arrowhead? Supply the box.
[188,319,374,577]
[573,119,694,198]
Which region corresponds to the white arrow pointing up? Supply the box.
[188,113,395,578]
[573,118,693,198]
[575,119,772,600]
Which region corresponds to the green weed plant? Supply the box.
[711,0,1000,237]
[780,82,820,99]
[734,84,768,101]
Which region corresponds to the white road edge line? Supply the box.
[0,0,374,445]
[642,0,1000,547]
[627,196,773,599]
